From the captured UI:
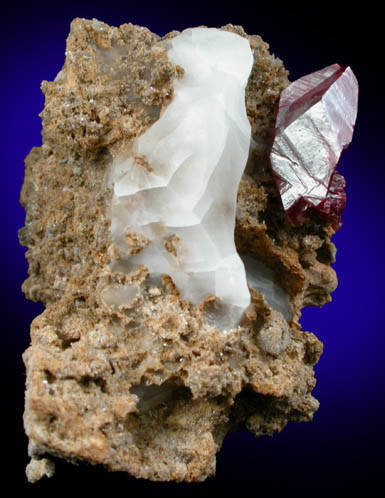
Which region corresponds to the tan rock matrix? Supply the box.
[20,18,339,482]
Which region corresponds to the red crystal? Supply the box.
[269,64,358,230]
[315,170,347,230]
[287,170,347,230]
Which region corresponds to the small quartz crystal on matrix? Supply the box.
[20,18,358,482]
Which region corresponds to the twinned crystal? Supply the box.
[20,18,357,483]
[269,64,358,228]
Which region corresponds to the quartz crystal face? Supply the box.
[19,18,357,484]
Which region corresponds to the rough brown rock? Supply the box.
[20,18,338,482]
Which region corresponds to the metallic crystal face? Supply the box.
[270,64,358,228]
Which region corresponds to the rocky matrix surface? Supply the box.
[20,18,340,483]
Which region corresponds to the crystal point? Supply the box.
[270,64,358,228]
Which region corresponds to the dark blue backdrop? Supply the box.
[2,1,384,493]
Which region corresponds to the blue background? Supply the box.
[2,1,384,493]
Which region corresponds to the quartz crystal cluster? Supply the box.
[20,18,357,483]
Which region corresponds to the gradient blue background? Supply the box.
[2,1,384,493]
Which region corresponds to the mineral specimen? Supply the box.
[269,64,358,228]
[20,18,355,483]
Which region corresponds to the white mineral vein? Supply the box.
[108,27,253,325]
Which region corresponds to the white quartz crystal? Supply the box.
[108,27,253,326]
[241,255,292,321]
[101,283,139,309]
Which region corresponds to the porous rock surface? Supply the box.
[20,18,338,482]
